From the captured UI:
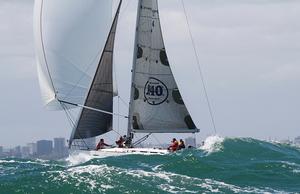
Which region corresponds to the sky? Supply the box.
[0,0,299,147]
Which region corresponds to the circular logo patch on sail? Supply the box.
[144,77,168,105]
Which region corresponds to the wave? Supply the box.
[199,135,224,153]
[1,137,300,193]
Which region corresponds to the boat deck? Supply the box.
[89,147,169,155]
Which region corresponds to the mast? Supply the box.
[127,0,142,138]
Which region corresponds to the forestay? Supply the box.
[34,0,114,110]
[129,0,199,133]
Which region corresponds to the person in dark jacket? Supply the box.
[178,139,186,150]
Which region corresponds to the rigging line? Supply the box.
[63,108,75,129]
[59,100,128,118]
[60,103,76,128]
[117,96,120,133]
[133,133,152,147]
[180,0,217,134]
[103,133,114,145]
[111,128,123,137]
[60,103,91,150]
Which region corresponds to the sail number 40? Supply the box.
[144,77,169,105]
[146,85,163,96]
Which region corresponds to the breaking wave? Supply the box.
[1,137,300,193]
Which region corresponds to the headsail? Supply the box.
[128,0,199,133]
[34,0,113,110]
[69,1,122,144]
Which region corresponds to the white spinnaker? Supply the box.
[34,0,113,110]
[129,0,198,133]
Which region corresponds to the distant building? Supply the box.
[295,136,300,145]
[13,146,22,158]
[27,143,37,155]
[37,140,53,156]
[185,137,196,148]
[21,146,30,158]
[54,138,66,156]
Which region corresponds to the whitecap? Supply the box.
[292,169,300,174]
[65,150,125,166]
[199,135,224,153]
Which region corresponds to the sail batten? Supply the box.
[128,0,198,134]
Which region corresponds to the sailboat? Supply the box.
[34,0,200,155]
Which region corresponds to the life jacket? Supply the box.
[171,141,179,151]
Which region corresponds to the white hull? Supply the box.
[89,147,169,155]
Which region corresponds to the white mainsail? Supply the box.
[34,0,113,110]
[128,0,199,133]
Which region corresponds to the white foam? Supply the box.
[141,167,283,193]
[292,169,300,174]
[65,152,95,166]
[47,164,116,193]
[199,135,224,153]
[65,150,124,166]
[0,159,51,166]
[45,161,288,194]
[0,159,16,164]
[280,161,300,168]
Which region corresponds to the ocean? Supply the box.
[0,136,299,194]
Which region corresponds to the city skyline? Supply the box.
[0,137,68,160]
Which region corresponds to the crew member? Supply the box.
[96,139,111,150]
[168,138,179,152]
[115,136,125,148]
[178,139,185,150]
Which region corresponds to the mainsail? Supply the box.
[34,0,113,110]
[128,0,199,133]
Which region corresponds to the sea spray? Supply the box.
[199,135,224,153]
[1,137,300,193]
